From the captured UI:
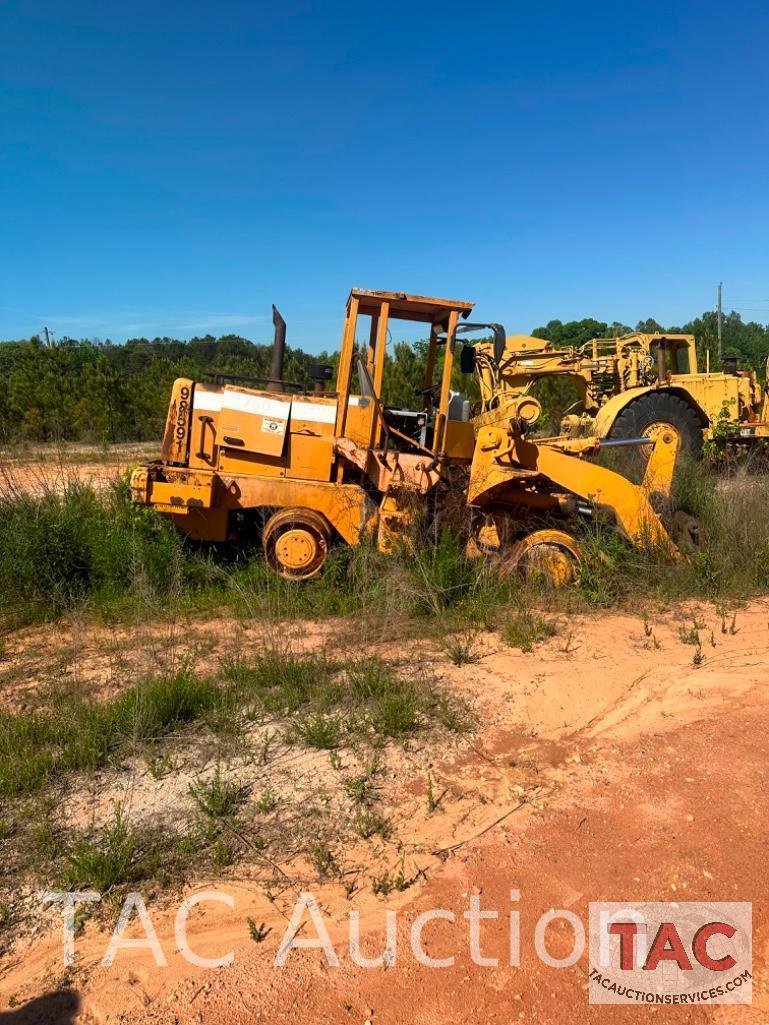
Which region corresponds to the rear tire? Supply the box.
[607,392,703,456]
[262,507,331,580]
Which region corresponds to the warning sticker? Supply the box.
[262,418,286,435]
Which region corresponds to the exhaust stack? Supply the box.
[267,304,286,393]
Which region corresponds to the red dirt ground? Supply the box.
[2,602,768,1024]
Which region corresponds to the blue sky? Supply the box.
[2,1,768,350]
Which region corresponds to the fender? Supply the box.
[593,386,709,439]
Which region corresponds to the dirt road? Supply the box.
[1,601,768,1023]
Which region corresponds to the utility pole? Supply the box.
[717,282,723,361]
[43,326,51,347]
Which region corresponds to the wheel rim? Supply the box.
[263,509,330,580]
[275,528,319,572]
[641,419,677,441]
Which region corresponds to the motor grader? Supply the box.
[131,289,683,584]
[466,330,769,455]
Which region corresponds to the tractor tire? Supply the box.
[262,507,331,580]
[606,392,704,457]
[498,529,582,587]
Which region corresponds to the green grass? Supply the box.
[189,764,249,819]
[344,770,379,806]
[442,629,482,666]
[371,859,409,896]
[109,668,220,741]
[567,460,769,606]
[369,688,421,737]
[247,916,270,942]
[355,811,392,841]
[62,807,138,891]
[254,786,277,813]
[346,657,400,701]
[222,651,471,744]
[0,900,12,930]
[0,667,219,798]
[306,840,340,881]
[2,461,769,635]
[502,609,557,652]
[0,714,57,795]
[56,805,212,896]
[0,479,209,627]
[346,656,467,738]
[0,654,471,799]
[0,484,515,631]
[289,712,346,750]
[221,650,343,715]
[433,693,475,733]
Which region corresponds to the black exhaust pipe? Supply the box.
[267,304,286,393]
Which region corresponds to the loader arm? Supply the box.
[522,434,679,557]
[469,427,680,559]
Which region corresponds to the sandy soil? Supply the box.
[0,443,157,495]
[1,600,768,1023]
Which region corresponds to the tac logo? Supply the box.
[589,902,752,1005]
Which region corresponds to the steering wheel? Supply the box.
[414,383,439,397]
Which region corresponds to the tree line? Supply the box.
[0,310,767,444]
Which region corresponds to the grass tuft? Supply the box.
[344,770,379,806]
[62,806,137,891]
[502,610,557,652]
[189,764,248,819]
[289,712,345,750]
[355,811,392,841]
[442,629,483,666]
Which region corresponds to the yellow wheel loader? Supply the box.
[131,289,684,584]
[467,330,769,456]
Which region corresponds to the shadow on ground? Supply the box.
[0,989,79,1024]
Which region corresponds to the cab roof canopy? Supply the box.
[348,288,474,327]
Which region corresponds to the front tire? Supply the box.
[607,392,703,457]
[499,529,582,587]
